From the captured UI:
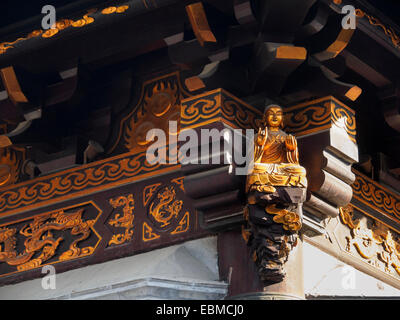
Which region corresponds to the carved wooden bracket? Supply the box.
[284,96,358,234]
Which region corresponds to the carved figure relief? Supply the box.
[244,104,307,284]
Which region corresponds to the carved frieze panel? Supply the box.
[0,150,178,218]
[0,3,130,55]
[0,171,206,285]
[336,204,400,279]
[0,201,101,277]
[284,96,356,143]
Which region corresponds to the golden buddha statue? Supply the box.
[246,105,307,194]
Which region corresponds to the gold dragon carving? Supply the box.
[149,186,183,228]
[108,194,135,246]
[0,209,96,271]
[340,205,400,276]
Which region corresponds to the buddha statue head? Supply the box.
[263,105,284,131]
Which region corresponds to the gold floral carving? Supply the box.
[149,186,183,228]
[0,5,129,55]
[265,204,302,232]
[108,194,135,245]
[339,205,400,276]
[181,88,263,131]
[356,9,400,50]
[0,207,97,271]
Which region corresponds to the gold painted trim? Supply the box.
[352,168,400,225]
[0,165,180,219]
[356,9,400,50]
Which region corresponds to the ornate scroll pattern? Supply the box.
[0,5,130,54]
[339,205,400,276]
[352,169,400,223]
[108,194,135,246]
[284,96,356,142]
[0,150,176,217]
[356,9,400,50]
[0,202,101,273]
[181,89,263,131]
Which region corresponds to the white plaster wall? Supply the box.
[304,241,400,298]
[0,236,227,300]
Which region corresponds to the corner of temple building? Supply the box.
[2,0,400,302]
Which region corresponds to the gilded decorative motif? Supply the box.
[356,9,400,50]
[0,150,177,218]
[149,186,183,228]
[143,183,162,206]
[124,80,181,152]
[284,96,356,142]
[0,202,100,273]
[265,205,302,232]
[0,5,129,55]
[142,177,191,239]
[0,146,26,187]
[142,222,160,242]
[170,211,190,235]
[339,205,400,276]
[102,5,129,14]
[352,169,400,223]
[181,89,263,131]
[108,194,135,246]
